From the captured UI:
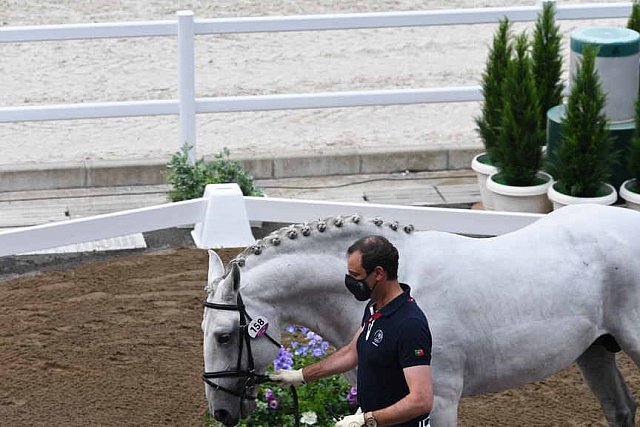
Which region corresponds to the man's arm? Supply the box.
[368,365,433,426]
[269,328,360,386]
[302,327,360,381]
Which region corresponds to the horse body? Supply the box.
[203,205,640,426]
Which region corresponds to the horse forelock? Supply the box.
[226,213,415,274]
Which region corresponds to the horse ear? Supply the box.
[208,250,225,278]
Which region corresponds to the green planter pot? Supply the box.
[546,104,634,192]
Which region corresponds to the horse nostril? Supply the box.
[214,409,231,423]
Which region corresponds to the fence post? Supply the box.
[177,10,197,164]
[191,183,255,249]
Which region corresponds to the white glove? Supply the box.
[334,413,365,427]
[268,368,305,387]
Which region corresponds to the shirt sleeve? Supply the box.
[397,316,432,367]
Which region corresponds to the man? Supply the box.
[270,235,433,427]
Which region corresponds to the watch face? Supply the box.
[366,417,377,427]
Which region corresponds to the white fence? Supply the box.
[0,2,633,161]
[0,184,543,257]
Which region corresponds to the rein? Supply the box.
[202,292,300,427]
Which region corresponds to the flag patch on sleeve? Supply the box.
[414,349,424,356]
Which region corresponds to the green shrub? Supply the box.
[628,1,640,33]
[547,45,614,197]
[629,96,640,190]
[166,144,263,202]
[532,1,563,137]
[493,33,544,186]
[476,18,512,163]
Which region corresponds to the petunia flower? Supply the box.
[300,411,318,425]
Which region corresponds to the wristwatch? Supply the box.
[364,411,378,427]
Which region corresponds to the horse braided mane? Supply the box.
[229,213,415,270]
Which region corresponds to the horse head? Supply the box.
[202,250,281,426]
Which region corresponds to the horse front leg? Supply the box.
[430,371,463,427]
[576,343,636,427]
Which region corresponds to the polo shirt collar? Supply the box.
[374,283,412,316]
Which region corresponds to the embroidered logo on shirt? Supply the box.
[372,329,384,346]
[414,349,425,356]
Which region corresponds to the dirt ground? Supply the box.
[1,248,639,426]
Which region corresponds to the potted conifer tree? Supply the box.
[620,96,640,211]
[485,33,552,213]
[547,45,618,209]
[473,18,511,210]
[628,0,640,33]
[532,1,563,145]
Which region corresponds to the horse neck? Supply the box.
[241,252,364,349]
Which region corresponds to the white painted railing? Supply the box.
[0,2,632,160]
[0,184,543,257]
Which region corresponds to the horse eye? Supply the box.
[217,333,232,344]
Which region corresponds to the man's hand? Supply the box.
[268,368,305,387]
[335,413,365,427]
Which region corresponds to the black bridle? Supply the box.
[202,292,300,426]
[202,292,279,398]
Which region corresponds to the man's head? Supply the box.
[346,235,399,280]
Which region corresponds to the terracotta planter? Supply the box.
[620,179,640,211]
[547,182,617,210]
[486,171,553,213]
[471,153,498,210]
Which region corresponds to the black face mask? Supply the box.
[345,272,374,301]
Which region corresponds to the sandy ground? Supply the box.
[0,1,629,167]
[1,248,639,426]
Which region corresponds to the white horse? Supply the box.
[202,204,640,426]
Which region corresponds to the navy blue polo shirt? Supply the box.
[356,283,432,427]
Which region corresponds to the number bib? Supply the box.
[248,316,269,338]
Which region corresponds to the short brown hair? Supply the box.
[347,235,399,280]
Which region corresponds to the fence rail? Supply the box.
[0,185,543,257]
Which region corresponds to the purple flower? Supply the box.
[300,327,309,334]
[264,389,275,401]
[269,399,280,410]
[274,346,294,370]
[291,341,299,349]
[294,345,309,356]
[286,325,296,333]
[346,387,358,406]
[312,347,324,357]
